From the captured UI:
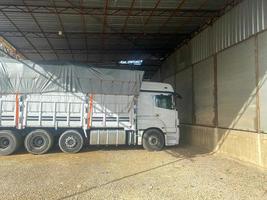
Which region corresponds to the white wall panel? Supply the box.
[151,70,161,82]
[156,0,267,131]
[217,38,257,131]
[175,68,193,124]
[176,44,192,67]
[258,31,267,133]
[164,75,175,89]
[193,57,215,125]
[160,62,169,80]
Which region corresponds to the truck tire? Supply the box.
[59,130,84,153]
[24,129,54,155]
[0,130,21,156]
[143,129,164,151]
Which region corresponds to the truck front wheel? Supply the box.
[143,129,164,151]
[0,130,21,156]
[59,130,84,153]
[24,129,54,155]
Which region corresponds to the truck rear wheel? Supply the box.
[59,130,84,153]
[143,129,164,151]
[24,129,54,155]
[0,130,21,156]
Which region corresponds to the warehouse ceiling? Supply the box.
[0,0,239,75]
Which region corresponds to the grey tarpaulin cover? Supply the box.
[0,57,144,95]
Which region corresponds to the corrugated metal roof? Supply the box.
[0,0,238,72]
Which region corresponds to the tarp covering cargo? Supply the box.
[0,57,144,95]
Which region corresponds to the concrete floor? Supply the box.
[0,146,266,200]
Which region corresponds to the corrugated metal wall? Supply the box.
[155,0,267,134]
[191,0,267,64]
[191,27,213,64]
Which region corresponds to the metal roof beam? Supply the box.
[80,0,88,61]
[121,0,136,33]
[175,0,211,32]
[162,0,226,60]
[0,11,45,60]
[63,0,157,57]
[144,0,161,26]
[158,0,187,33]
[135,0,162,45]
[213,0,242,23]
[0,4,220,16]
[50,0,74,61]
[0,5,215,18]
[186,0,242,38]
[102,0,109,33]
[22,0,59,60]
[102,0,109,52]
[0,31,189,39]
[20,48,174,53]
[0,36,25,59]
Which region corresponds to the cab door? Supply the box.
[153,94,177,133]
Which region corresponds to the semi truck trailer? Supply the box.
[0,57,180,155]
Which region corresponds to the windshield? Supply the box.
[154,94,175,110]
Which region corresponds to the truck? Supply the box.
[0,57,180,155]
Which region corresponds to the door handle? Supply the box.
[155,114,160,117]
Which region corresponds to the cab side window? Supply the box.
[154,95,173,110]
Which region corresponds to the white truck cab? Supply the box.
[137,82,180,151]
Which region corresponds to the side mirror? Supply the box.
[174,92,182,99]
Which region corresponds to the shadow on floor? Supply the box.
[14,144,145,156]
[163,144,211,159]
[12,145,211,200]
[57,147,201,200]
[14,144,210,158]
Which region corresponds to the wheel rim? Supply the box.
[148,135,159,146]
[32,136,45,148]
[0,137,10,149]
[65,136,77,148]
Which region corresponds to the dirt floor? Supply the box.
[0,145,266,200]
